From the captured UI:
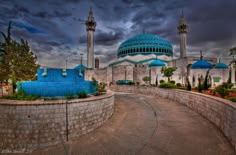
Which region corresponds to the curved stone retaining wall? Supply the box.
[110,85,236,150]
[0,91,114,153]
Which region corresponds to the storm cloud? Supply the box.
[0,0,235,67]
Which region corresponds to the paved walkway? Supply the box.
[16,93,236,155]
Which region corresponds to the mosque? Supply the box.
[84,8,231,87]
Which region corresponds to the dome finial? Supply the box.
[142,29,146,34]
[89,6,93,14]
[181,9,184,18]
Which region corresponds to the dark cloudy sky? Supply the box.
[0,0,236,68]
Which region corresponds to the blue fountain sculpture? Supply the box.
[18,65,96,97]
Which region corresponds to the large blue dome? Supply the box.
[118,34,173,58]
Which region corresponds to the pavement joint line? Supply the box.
[134,98,158,154]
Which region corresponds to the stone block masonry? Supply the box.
[0,91,114,153]
[111,85,236,151]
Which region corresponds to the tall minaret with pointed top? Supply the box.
[177,12,188,58]
[85,7,96,69]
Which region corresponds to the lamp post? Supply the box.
[80,53,83,65]
[79,53,84,76]
[65,52,77,69]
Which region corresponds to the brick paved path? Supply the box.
[11,93,236,155]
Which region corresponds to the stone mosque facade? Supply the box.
[84,9,231,87]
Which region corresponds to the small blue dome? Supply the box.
[149,59,165,67]
[215,62,228,69]
[191,60,213,69]
[74,64,87,70]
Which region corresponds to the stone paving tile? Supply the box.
[8,93,236,155]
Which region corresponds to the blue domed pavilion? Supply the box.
[149,59,166,67]
[215,62,228,69]
[191,60,213,69]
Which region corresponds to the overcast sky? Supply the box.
[0,0,236,68]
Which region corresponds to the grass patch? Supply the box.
[2,89,40,100]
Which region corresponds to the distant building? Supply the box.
[83,9,231,87]
[95,58,99,69]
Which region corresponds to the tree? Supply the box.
[0,21,12,58]
[229,47,236,56]
[0,22,39,93]
[0,22,12,83]
[203,69,211,90]
[142,76,150,84]
[186,77,191,91]
[161,67,176,82]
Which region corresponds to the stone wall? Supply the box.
[0,92,114,153]
[110,85,236,150]
[133,65,150,85]
[112,65,134,83]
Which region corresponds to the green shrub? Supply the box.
[128,81,135,85]
[222,82,233,89]
[97,82,107,93]
[228,97,236,102]
[215,85,229,98]
[91,77,98,87]
[5,89,40,100]
[78,91,88,98]
[159,80,165,84]
[170,80,175,84]
[176,83,182,87]
[159,82,177,89]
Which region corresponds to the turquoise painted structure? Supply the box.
[18,66,96,97]
[116,80,133,85]
[117,34,173,58]
[149,59,166,67]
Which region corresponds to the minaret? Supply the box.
[85,7,96,69]
[177,12,188,58]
